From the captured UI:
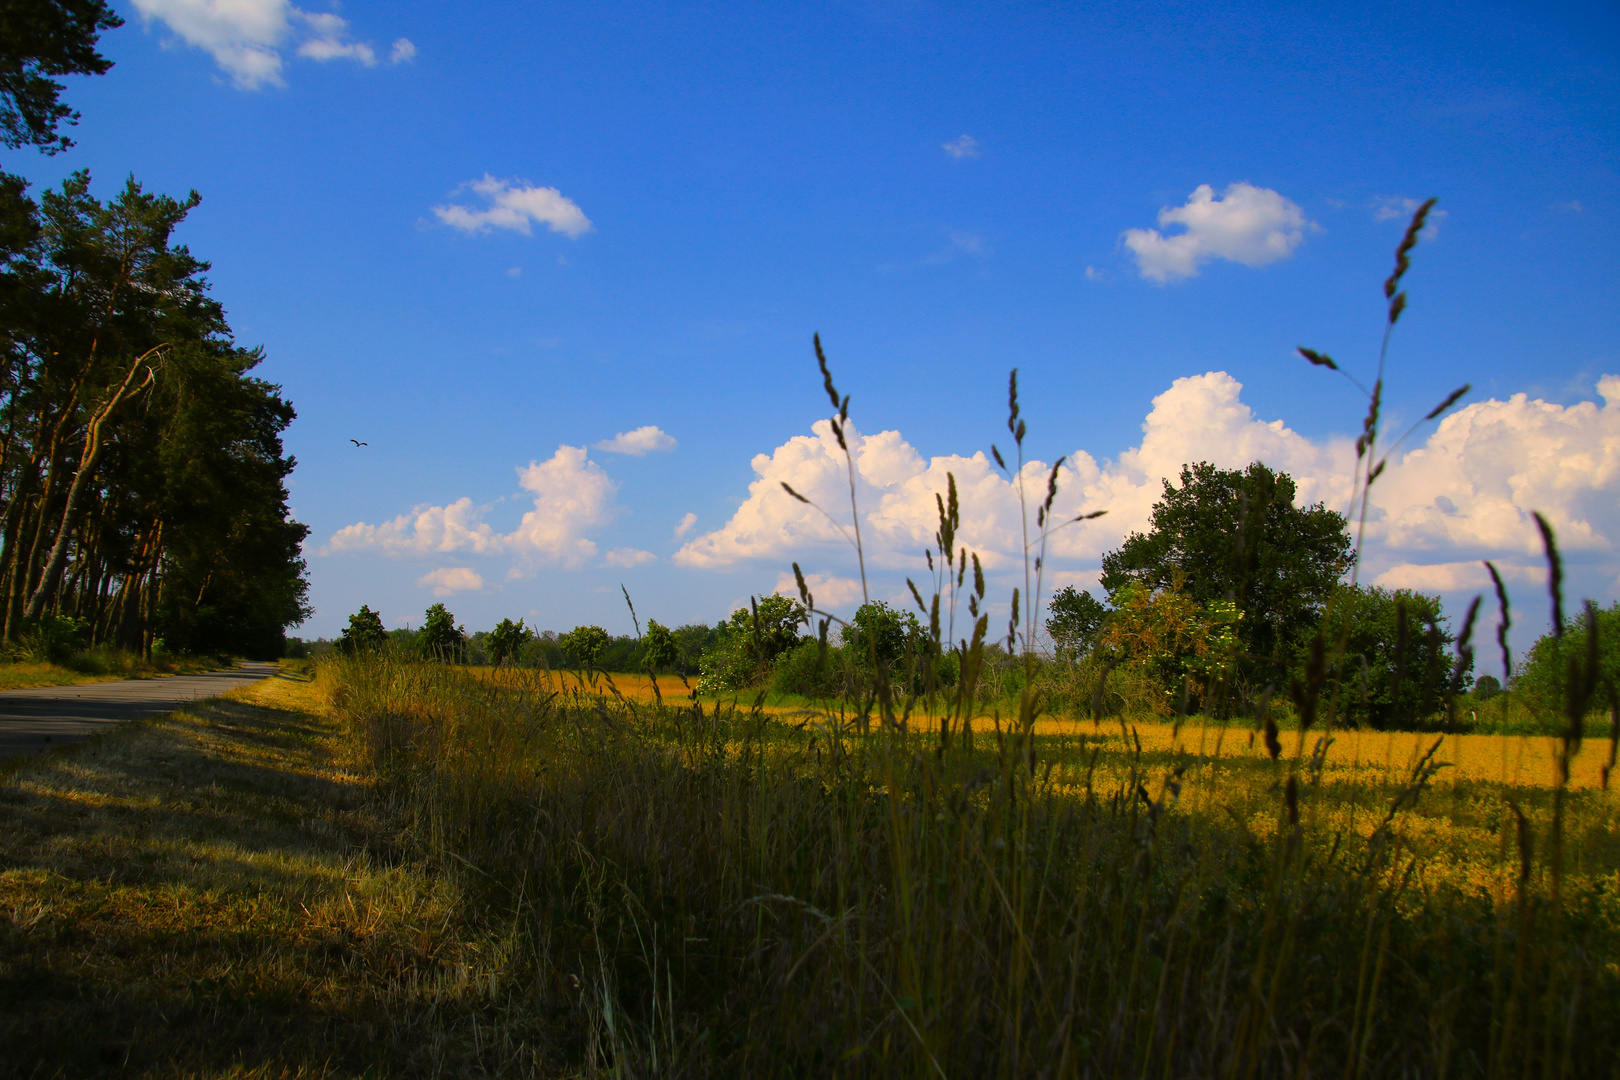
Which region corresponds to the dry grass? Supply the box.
[0,675,529,1079]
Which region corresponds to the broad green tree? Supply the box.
[1517,600,1619,722]
[1100,461,1353,680]
[1322,584,1458,729]
[697,596,808,693]
[560,624,611,669]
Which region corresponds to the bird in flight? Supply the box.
[350,439,367,447]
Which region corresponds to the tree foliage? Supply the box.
[697,595,808,693]
[0,172,309,657]
[1324,584,1459,729]
[1517,600,1620,720]
[340,605,386,655]
[559,624,611,669]
[487,617,528,666]
[1045,586,1108,661]
[641,618,678,672]
[419,603,465,662]
[839,601,921,668]
[0,0,122,153]
[1100,461,1353,679]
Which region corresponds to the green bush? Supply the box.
[770,639,840,698]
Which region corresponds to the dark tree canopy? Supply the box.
[1328,585,1459,729]
[419,603,465,662]
[340,605,386,655]
[1045,586,1108,660]
[1099,461,1354,677]
[641,618,678,672]
[0,0,122,153]
[840,600,924,671]
[487,617,528,666]
[0,171,310,658]
[559,624,611,668]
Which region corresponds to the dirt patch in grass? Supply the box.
[0,677,524,1079]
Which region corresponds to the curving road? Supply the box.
[0,661,277,760]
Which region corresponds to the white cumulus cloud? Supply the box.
[327,445,619,568]
[595,425,676,456]
[389,37,416,63]
[673,512,697,539]
[676,373,1620,626]
[433,176,593,238]
[418,567,484,597]
[773,571,867,610]
[943,134,980,159]
[131,0,397,88]
[1123,183,1315,282]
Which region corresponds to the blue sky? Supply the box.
[14,0,1619,656]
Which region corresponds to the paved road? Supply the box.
[0,661,278,760]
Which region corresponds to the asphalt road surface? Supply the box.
[0,661,278,760]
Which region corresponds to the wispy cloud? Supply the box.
[603,547,657,568]
[673,512,697,539]
[595,425,676,456]
[1372,195,1447,235]
[131,0,411,88]
[942,134,980,159]
[433,175,593,238]
[1123,183,1315,283]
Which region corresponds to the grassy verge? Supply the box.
[0,650,238,692]
[0,674,522,1079]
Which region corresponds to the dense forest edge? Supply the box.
[0,1,311,667]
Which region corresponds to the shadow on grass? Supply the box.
[0,695,511,1079]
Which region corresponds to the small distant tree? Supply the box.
[1321,584,1457,729]
[487,617,529,666]
[641,619,679,672]
[419,603,465,662]
[697,596,808,693]
[841,600,924,670]
[1098,579,1240,709]
[559,624,611,669]
[340,605,387,655]
[1046,586,1109,661]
